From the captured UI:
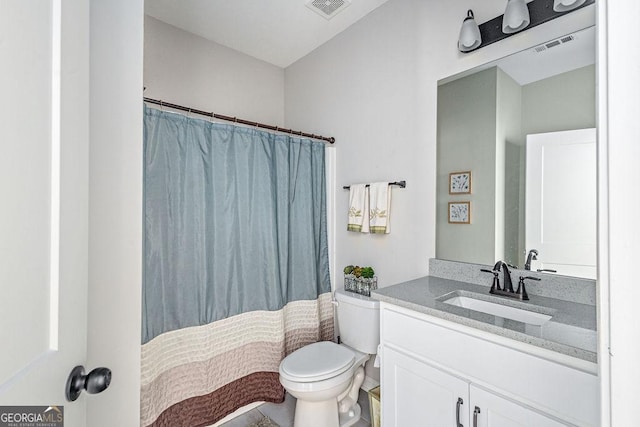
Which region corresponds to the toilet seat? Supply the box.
[280,341,355,383]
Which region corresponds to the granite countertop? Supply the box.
[371,276,597,363]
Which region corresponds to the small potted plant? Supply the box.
[343,265,377,296]
[359,267,377,296]
[343,265,356,292]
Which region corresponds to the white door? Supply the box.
[0,1,142,426]
[382,347,469,426]
[470,385,566,427]
[525,129,597,279]
[0,0,89,424]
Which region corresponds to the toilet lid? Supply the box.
[280,341,355,382]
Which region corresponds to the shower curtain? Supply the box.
[140,106,333,427]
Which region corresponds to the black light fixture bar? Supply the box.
[472,0,595,52]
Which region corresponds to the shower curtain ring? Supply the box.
[188,108,192,116]
[159,100,164,110]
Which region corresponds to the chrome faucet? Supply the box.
[524,249,538,270]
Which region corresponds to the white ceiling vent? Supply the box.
[306,0,351,20]
[534,34,575,53]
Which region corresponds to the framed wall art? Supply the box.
[448,201,470,224]
[449,171,471,194]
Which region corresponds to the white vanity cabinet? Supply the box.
[383,348,565,426]
[384,347,469,426]
[380,303,598,427]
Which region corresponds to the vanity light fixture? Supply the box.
[553,0,587,12]
[458,10,482,52]
[459,0,594,54]
[502,0,530,34]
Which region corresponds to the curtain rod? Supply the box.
[143,97,335,144]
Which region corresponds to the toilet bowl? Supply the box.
[279,289,380,427]
[279,341,369,427]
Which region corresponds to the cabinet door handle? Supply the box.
[473,406,481,427]
[456,397,464,427]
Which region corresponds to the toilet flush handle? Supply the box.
[331,300,339,307]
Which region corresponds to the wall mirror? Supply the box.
[436,26,596,279]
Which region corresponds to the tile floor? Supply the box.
[220,390,372,427]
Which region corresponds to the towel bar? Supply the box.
[343,181,406,190]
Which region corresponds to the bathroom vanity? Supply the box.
[379,18,600,426]
[372,274,598,427]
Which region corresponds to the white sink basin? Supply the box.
[442,296,552,326]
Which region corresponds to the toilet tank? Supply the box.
[334,288,380,354]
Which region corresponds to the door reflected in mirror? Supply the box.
[436,26,596,279]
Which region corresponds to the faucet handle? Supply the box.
[516,276,541,301]
[481,269,501,292]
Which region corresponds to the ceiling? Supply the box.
[498,25,595,85]
[145,0,391,68]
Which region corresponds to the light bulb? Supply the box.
[553,0,586,12]
[458,10,482,52]
[503,0,530,34]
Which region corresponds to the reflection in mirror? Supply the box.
[436,26,596,279]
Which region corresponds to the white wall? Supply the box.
[285,0,595,288]
[144,16,285,125]
[87,0,143,425]
[600,0,640,425]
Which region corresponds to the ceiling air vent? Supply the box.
[545,40,562,49]
[560,35,575,44]
[306,0,351,20]
[534,34,576,53]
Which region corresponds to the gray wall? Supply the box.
[496,69,523,266]
[505,142,524,265]
[437,68,498,265]
[522,65,596,136]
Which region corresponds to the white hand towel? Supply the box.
[369,182,391,234]
[347,184,369,233]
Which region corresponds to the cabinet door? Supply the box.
[382,347,469,426]
[470,385,566,427]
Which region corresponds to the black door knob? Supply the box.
[65,365,112,402]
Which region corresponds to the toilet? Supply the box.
[279,288,380,427]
